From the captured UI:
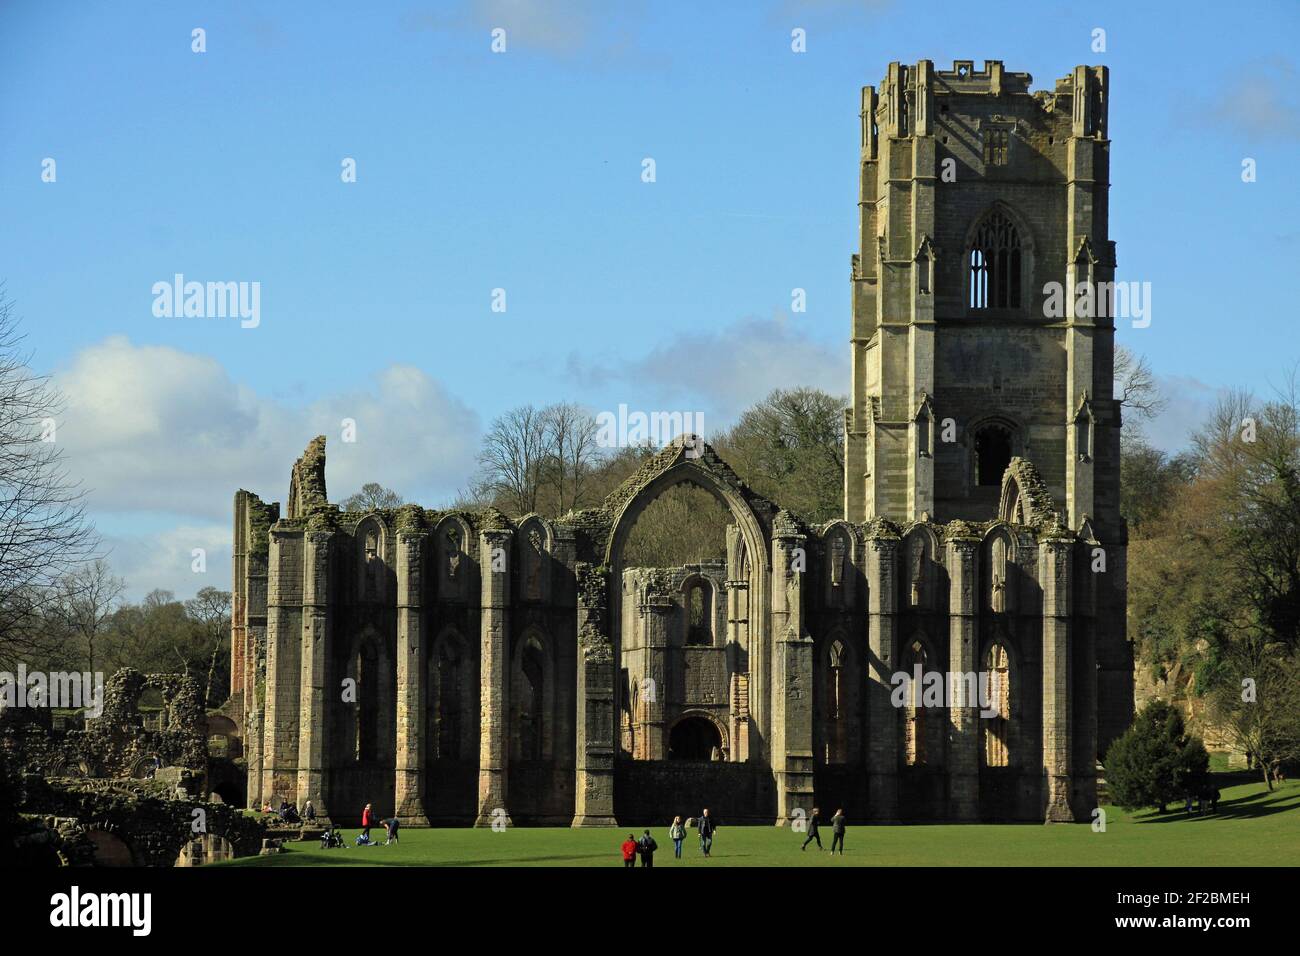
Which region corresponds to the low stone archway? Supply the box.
[85,829,136,866]
[668,714,725,761]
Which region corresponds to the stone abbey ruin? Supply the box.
[229,59,1131,826]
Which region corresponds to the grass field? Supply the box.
[217,774,1300,867]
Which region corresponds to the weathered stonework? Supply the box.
[231,59,1129,826]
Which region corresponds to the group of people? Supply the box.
[352,802,400,846]
[621,807,847,864]
[285,801,398,849]
[259,799,317,825]
[621,809,714,866]
[799,808,846,854]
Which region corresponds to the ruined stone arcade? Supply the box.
[229,59,1132,827]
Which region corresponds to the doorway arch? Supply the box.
[668,714,724,761]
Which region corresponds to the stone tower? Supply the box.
[843,59,1131,755]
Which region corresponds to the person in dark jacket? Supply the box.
[801,807,823,851]
[621,834,639,868]
[697,809,714,858]
[638,829,658,867]
[830,808,846,855]
[383,816,400,845]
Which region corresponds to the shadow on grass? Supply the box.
[1132,781,1299,824]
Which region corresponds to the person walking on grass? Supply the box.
[622,833,639,868]
[698,808,714,858]
[638,829,658,867]
[801,807,823,851]
[669,816,685,859]
[830,808,846,855]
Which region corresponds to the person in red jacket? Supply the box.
[621,834,638,868]
[361,803,375,842]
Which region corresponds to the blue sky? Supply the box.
[1,0,1298,598]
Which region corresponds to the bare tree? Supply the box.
[1114,345,1165,422]
[0,290,98,665]
[186,586,231,708]
[54,559,124,677]
[340,482,403,513]
[476,404,552,516]
[542,402,601,514]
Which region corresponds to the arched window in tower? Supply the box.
[903,639,929,766]
[825,640,847,764]
[355,639,379,763]
[974,424,1013,487]
[518,637,545,761]
[686,580,712,646]
[968,210,1022,309]
[983,643,1012,767]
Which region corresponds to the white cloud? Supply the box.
[563,310,848,427]
[100,523,231,602]
[51,336,481,522]
[1201,58,1300,142]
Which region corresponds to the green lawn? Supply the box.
[217,775,1300,867]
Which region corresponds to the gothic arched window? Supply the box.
[968,211,1022,310]
[685,580,712,646]
[983,643,1012,767]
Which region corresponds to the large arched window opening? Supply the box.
[968,210,1023,310]
[974,424,1013,487]
[983,642,1012,767]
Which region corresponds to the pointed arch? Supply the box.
[434,514,473,603]
[902,523,941,609]
[998,456,1055,526]
[964,203,1035,313]
[821,520,858,607]
[354,514,388,603]
[981,523,1018,615]
[516,514,553,602]
[603,442,772,749]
